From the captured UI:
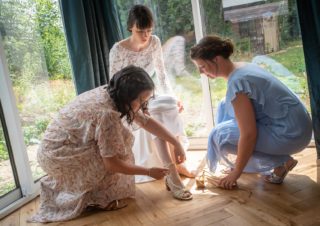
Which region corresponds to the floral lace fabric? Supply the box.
[109,35,174,95]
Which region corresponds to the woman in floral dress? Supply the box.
[30,65,191,223]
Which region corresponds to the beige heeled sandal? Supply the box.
[264,159,298,184]
[104,200,128,211]
[165,176,193,201]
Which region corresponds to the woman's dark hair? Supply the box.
[107,65,154,124]
[127,5,154,32]
[190,35,234,60]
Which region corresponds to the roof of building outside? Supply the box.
[223,1,288,23]
[222,0,265,9]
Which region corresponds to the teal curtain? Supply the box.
[59,0,122,94]
[297,0,320,158]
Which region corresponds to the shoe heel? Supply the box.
[165,176,193,201]
[165,177,171,191]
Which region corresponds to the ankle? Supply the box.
[166,170,183,187]
[165,162,176,171]
[176,164,196,178]
[166,175,184,190]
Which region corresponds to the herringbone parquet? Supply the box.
[1,145,319,226]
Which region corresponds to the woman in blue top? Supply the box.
[190,35,312,189]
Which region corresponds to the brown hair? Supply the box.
[107,65,155,124]
[127,5,154,32]
[190,35,234,60]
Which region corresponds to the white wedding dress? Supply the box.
[109,35,189,183]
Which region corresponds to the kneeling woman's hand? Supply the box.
[218,170,241,190]
[148,167,169,179]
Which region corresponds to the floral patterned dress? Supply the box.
[30,86,142,222]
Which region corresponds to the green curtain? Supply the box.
[59,0,122,94]
[297,0,320,158]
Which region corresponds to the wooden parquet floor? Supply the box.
[1,147,320,226]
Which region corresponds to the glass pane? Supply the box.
[0,0,75,181]
[200,0,309,115]
[0,103,18,197]
[116,0,208,137]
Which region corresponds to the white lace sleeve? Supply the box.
[109,44,122,78]
[153,36,174,96]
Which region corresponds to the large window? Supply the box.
[200,0,309,115]
[0,0,310,218]
[115,0,308,135]
[0,0,74,215]
[116,0,211,137]
[0,102,19,198]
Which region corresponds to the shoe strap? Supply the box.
[166,175,184,191]
[172,188,191,197]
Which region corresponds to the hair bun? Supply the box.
[190,35,234,60]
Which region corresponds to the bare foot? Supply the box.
[176,163,196,178]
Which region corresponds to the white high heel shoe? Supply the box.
[165,175,193,201]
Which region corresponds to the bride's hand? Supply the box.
[173,141,186,164]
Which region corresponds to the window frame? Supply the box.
[0,35,40,219]
[191,0,215,130]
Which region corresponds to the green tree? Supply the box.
[278,0,300,48]
[0,129,9,161]
[116,0,194,42]
[156,0,194,41]
[34,0,71,79]
[202,0,232,37]
[0,0,43,86]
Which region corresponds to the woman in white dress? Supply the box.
[109,5,195,186]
